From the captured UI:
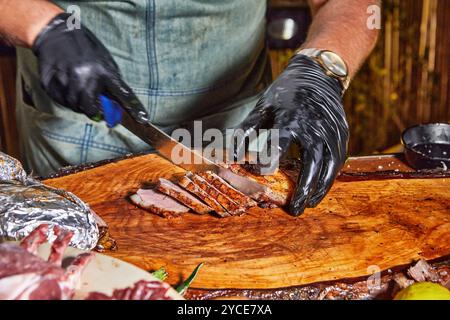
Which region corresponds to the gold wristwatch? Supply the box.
[296,48,350,96]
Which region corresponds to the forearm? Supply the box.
[0,0,63,47]
[303,0,380,78]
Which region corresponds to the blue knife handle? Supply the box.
[99,94,123,128]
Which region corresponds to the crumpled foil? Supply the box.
[0,152,99,250]
[0,152,28,183]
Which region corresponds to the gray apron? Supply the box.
[16,0,271,176]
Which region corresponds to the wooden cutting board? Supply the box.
[44,154,450,290]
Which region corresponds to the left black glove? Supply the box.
[32,13,148,122]
[235,54,349,215]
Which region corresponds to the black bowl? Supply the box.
[401,123,450,170]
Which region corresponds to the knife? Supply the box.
[99,94,268,197]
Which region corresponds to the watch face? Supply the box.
[320,51,348,78]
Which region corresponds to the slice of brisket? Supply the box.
[198,171,257,208]
[187,173,246,216]
[130,189,190,218]
[178,176,229,217]
[157,178,213,215]
[226,164,294,207]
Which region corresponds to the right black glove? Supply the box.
[32,13,147,121]
[234,55,349,216]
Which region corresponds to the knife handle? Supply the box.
[99,94,123,128]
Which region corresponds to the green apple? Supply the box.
[394,282,450,300]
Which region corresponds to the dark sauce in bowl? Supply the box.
[412,143,450,160]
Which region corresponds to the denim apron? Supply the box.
[16,0,271,176]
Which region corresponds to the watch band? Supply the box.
[296,48,350,95]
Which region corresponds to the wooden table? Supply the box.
[44,153,450,299]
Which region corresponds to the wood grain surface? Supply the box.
[44,154,450,289]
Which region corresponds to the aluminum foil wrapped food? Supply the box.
[0,152,99,250]
[0,152,28,183]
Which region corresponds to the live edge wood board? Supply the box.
[44,154,450,290]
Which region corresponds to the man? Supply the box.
[0,0,379,215]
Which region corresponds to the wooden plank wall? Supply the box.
[0,53,18,158]
[344,0,450,154]
[269,0,450,155]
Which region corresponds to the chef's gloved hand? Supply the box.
[235,54,349,216]
[32,13,148,124]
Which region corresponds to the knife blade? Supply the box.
[100,95,268,197]
[120,108,219,173]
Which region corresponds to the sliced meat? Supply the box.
[178,176,229,217]
[279,159,302,183]
[130,189,189,218]
[156,178,212,215]
[226,163,294,207]
[187,173,245,216]
[198,171,257,208]
[85,280,175,300]
[407,259,439,282]
[393,274,414,289]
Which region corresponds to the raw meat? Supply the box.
[198,171,257,208]
[85,280,175,300]
[130,189,190,218]
[187,173,246,216]
[178,175,229,217]
[0,224,94,300]
[157,178,212,215]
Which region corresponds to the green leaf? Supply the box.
[176,263,204,295]
[91,114,103,122]
[151,267,168,281]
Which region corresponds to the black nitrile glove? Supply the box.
[32,13,148,122]
[235,54,349,216]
